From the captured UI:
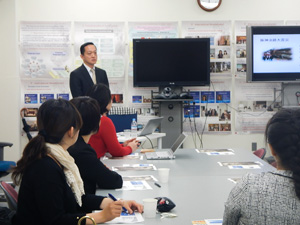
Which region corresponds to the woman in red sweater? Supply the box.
[87,84,139,158]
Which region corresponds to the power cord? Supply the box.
[141,135,154,149]
[188,108,197,148]
[198,83,211,149]
[192,102,203,149]
[295,91,300,105]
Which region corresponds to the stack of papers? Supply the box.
[218,161,262,169]
[227,177,242,184]
[122,175,157,182]
[103,153,142,160]
[197,149,234,155]
[118,175,157,191]
[120,180,152,191]
[192,219,223,224]
[101,212,144,224]
[112,164,156,171]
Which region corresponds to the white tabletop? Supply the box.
[97,148,276,224]
[117,132,166,149]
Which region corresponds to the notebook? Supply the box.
[145,133,187,160]
[138,117,164,136]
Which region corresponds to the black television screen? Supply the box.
[247,26,300,82]
[133,38,210,87]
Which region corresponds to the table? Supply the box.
[117,133,166,149]
[97,148,276,224]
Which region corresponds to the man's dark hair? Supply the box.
[80,42,96,55]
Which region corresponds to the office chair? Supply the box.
[271,161,277,168]
[0,142,16,178]
[0,181,18,211]
[253,148,266,159]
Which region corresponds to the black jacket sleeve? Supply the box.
[101,70,109,88]
[76,149,123,193]
[70,70,84,98]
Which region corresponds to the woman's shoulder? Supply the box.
[31,156,56,167]
[231,173,265,191]
[240,172,267,184]
[26,156,63,177]
[228,173,267,198]
[100,116,115,129]
[101,115,112,123]
[238,172,288,191]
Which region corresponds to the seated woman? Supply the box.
[223,108,300,224]
[87,83,139,158]
[11,99,142,225]
[68,97,123,194]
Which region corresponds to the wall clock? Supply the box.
[197,0,222,12]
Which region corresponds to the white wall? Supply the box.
[0,0,20,161]
[1,0,300,161]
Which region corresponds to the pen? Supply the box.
[154,182,161,188]
[108,193,127,212]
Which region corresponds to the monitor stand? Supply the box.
[282,83,300,108]
[158,86,183,148]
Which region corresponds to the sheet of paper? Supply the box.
[192,219,223,225]
[228,177,241,184]
[218,161,262,169]
[112,164,157,171]
[119,180,152,191]
[198,149,235,155]
[199,148,234,153]
[228,164,261,169]
[192,221,207,224]
[103,153,142,160]
[99,212,144,224]
[205,219,223,224]
[122,175,157,182]
[206,152,234,155]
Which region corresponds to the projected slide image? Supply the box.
[253,34,300,73]
[262,48,292,61]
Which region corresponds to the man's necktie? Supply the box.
[90,68,96,84]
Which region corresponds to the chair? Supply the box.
[271,161,277,168]
[265,155,275,164]
[0,181,18,211]
[0,142,16,178]
[253,148,266,159]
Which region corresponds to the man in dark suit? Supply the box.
[70,42,109,98]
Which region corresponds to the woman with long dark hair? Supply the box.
[87,83,139,158]
[223,108,300,224]
[11,99,142,225]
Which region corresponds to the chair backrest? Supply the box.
[0,142,16,178]
[0,161,16,178]
[0,181,18,211]
[253,148,266,159]
[271,161,277,168]
[0,142,13,161]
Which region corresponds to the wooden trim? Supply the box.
[197,0,222,12]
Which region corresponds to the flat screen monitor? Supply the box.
[133,38,210,87]
[247,26,300,82]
